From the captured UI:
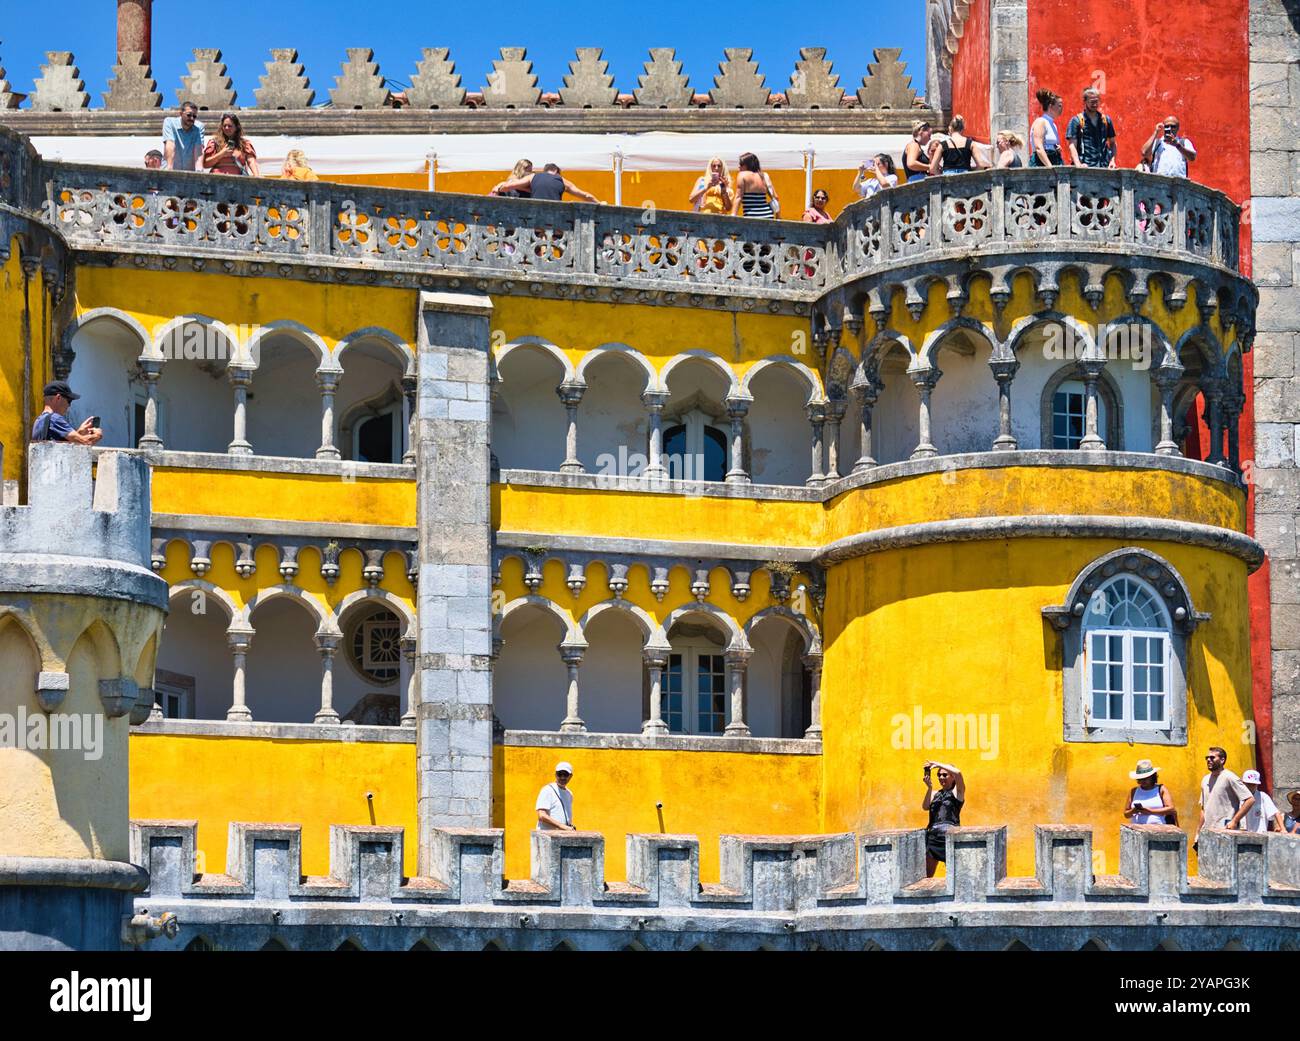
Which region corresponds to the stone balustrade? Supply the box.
[128,820,1300,950]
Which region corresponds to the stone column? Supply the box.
[313,632,341,724]
[642,390,668,480]
[227,364,254,456]
[226,629,253,722]
[723,647,752,736]
[557,380,586,474]
[1251,0,1300,793]
[803,651,824,740]
[725,396,751,485]
[1226,388,1244,472]
[137,357,163,450]
[1077,359,1107,450]
[415,292,496,866]
[989,358,1020,451]
[396,634,418,726]
[805,403,827,486]
[116,0,153,65]
[402,373,417,464]
[315,369,342,461]
[559,643,587,733]
[1202,380,1227,467]
[1153,363,1184,457]
[642,647,670,735]
[989,0,1029,143]
[909,366,940,460]
[852,373,880,472]
[824,398,847,480]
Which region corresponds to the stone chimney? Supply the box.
[116,0,153,66]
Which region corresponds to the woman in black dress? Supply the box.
[922,760,965,877]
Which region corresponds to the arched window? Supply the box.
[663,634,727,734]
[1044,549,1204,745]
[1050,380,1109,450]
[1082,576,1171,729]
[663,412,728,482]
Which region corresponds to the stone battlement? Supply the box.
[0,444,166,608]
[127,820,1300,950]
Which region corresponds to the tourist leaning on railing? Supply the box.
[1029,88,1065,167]
[854,154,898,198]
[31,380,101,446]
[202,113,259,177]
[1241,770,1286,833]
[491,158,534,198]
[493,163,600,203]
[144,149,163,170]
[995,131,1025,169]
[928,115,992,175]
[1286,790,1300,835]
[689,156,734,214]
[1142,114,1197,178]
[901,120,933,182]
[921,760,965,877]
[1123,759,1179,826]
[281,148,318,182]
[162,101,204,172]
[1066,87,1117,169]
[802,188,832,224]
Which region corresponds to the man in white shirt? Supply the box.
[1240,769,1286,833]
[1141,114,1197,178]
[536,762,576,830]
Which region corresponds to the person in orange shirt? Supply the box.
[281,149,319,181]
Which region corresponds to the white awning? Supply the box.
[30,130,912,174]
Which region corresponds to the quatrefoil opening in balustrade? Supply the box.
[379,214,421,253]
[264,205,305,243]
[1185,208,1213,255]
[893,206,929,249]
[431,219,470,255]
[212,201,252,240]
[1007,191,1056,238]
[1071,191,1119,240]
[1135,193,1174,247]
[335,208,372,248]
[527,227,567,264]
[942,192,991,244]
[691,236,726,276]
[107,193,149,232]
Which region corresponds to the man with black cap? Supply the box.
[32,380,102,446]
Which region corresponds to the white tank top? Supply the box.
[1131,785,1165,824]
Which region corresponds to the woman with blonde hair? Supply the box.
[995,131,1025,169]
[690,156,733,214]
[281,149,318,181]
[492,159,534,198]
[929,115,991,174]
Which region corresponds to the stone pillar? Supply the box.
[415,292,495,867]
[557,380,586,474]
[1202,380,1227,467]
[725,396,751,485]
[315,369,342,461]
[116,0,153,66]
[559,642,587,733]
[723,647,752,736]
[400,634,418,726]
[313,632,341,724]
[806,403,827,486]
[1226,389,1244,473]
[803,651,823,740]
[137,357,163,450]
[989,0,1029,142]
[909,366,940,460]
[643,390,668,480]
[226,629,253,722]
[852,373,880,472]
[228,364,254,456]
[1153,363,1184,457]
[989,358,1019,451]
[1077,359,1107,451]
[642,646,670,735]
[402,373,417,464]
[824,398,847,480]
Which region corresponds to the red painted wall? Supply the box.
[951,0,991,140]
[1022,0,1269,780]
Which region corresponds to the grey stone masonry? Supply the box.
[328,48,390,110]
[634,49,693,109]
[787,48,844,109]
[559,49,617,109]
[254,49,315,110]
[177,49,236,110]
[481,47,541,109]
[128,820,1300,951]
[103,51,161,110]
[856,48,919,111]
[989,0,1028,141]
[415,291,495,871]
[710,49,770,109]
[1252,0,1300,796]
[29,52,89,111]
[407,48,465,109]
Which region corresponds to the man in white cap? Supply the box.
[1241,770,1285,833]
[536,762,576,831]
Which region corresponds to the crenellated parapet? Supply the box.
[127,819,1300,950]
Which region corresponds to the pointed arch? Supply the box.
[919,316,999,367]
[662,603,747,652]
[167,580,240,624]
[658,349,740,398]
[72,618,124,678]
[862,329,917,371]
[239,585,333,634]
[1174,324,1225,376]
[738,356,825,404]
[65,307,151,359]
[334,587,416,640]
[743,606,820,656]
[245,319,331,372]
[1005,311,1098,360]
[574,343,657,393]
[498,595,582,645]
[494,336,575,383]
[576,599,666,648]
[337,325,415,376]
[149,313,245,365]
[1102,314,1174,369]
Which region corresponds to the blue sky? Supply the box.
[1,1,925,105]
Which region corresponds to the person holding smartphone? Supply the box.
[690,157,733,214]
[921,759,965,878]
[31,380,102,446]
[1142,114,1196,178]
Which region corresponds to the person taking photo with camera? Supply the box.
[1142,114,1197,178]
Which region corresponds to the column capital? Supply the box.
[988,357,1020,383]
[724,394,752,419]
[642,644,671,669]
[559,641,588,666]
[824,397,848,422]
[315,367,343,393]
[907,364,942,391]
[1153,361,1185,392]
[313,631,341,656]
[556,379,587,407]
[800,651,824,671]
[226,628,254,653]
[1075,357,1107,382]
[724,646,753,669]
[641,389,669,411]
[804,401,828,424]
[138,356,163,380]
[228,364,255,387]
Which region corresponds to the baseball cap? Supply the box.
[555,761,573,775]
[43,380,79,401]
[1242,769,1262,784]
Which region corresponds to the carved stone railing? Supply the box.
[836,167,1241,282]
[0,127,1251,312]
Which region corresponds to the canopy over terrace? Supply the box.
[30,131,913,210]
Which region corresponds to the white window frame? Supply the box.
[1083,627,1171,731]
[664,638,727,735]
[155,678,193,720]
[1051,380,1108,451]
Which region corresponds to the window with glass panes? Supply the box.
[663,648,727,734]
[1082,576,1170,729]
[1052,387,1086,449]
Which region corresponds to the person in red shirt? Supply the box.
[202,113,259,177]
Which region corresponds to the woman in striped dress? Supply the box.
[731,152,779,219]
